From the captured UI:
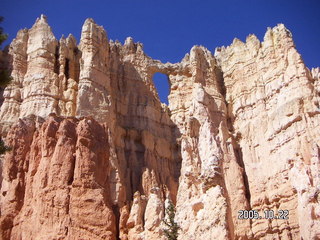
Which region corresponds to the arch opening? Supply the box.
[152,72,170,105]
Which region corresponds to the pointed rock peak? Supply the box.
[245,34,261,51]
[36,14,48,23]
[311,67,320,80]
[59,35,66,47]
[79,18,108,52]
[214,46,226,56]
[189,45,200,58]
[262,24,294,48]
[60,34,77,48]
[124,37,134,46]
[66,34,77,46]
[190,45,199,51]
[136,42,144,52]
[232,37,245,47]
[109,39,121,49]
[263,27,273,42]
[81,18,107,40]
[82,18,107,34]
[181,53,190,63]
[35,14,49,25]
[29,15,57,46]
[189,45,212,63]
[264,24,292,40]
[190,45,208,53]
[273,23,287,31]
[312,67,320,73]
[28,16,57,48]
[272,23,292,37]
[10,28,29,54]
[246,34,259,43]
[31,14,54,35]
[83,18,96,27]
[110,39,122,48]
[124,37,137,53]
[40,14,47,21]
[16,28,29,38]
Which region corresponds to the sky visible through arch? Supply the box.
[1,0,320,104]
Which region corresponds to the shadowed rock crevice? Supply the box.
[54,44,60,74]
[112,204,121,240]
[64,58,70,80]
[235,145,251,204]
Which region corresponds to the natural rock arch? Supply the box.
[152,72,170,104]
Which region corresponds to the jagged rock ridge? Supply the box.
[0,15,319,240]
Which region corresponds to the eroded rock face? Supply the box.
[0,17,319,240]
[215,24,320,239]
[0,28,28,133]
[0,115,117,239]
[0,15,80,135]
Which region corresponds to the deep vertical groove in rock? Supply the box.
[64,58,70,81]
[235,145,251,205]
[112,204,121,240]
[54,45,60,74]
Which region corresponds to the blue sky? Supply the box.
[1,0,320,104]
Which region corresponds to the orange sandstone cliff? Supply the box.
[0,15,319,240]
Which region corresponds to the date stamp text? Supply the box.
[238,210,289,220]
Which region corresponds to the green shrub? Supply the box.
[163,200,180,240]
